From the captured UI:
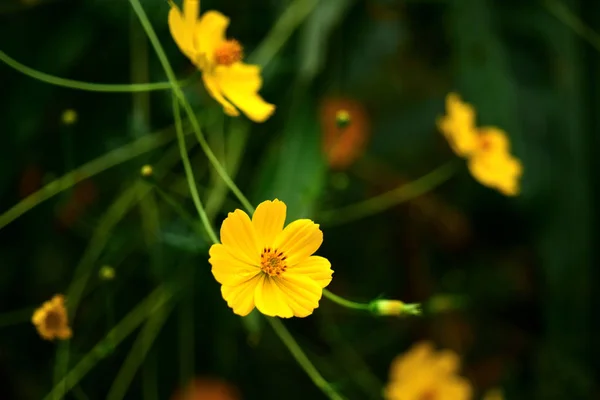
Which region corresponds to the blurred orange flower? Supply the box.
[437,93,522,196]
[31,294,72,341]
[320,97,370,170]
[171,377,240,400]
[385,341,472,400]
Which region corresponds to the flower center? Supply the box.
[479,136,492,151]
[260,247,287,277]
[214,39,243,66]
[419,389,437,400]
[44,310,63,330]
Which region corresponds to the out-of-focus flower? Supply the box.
[320,97,370,170]
[99,265,116,281]
[140,164,153,177]
[168,0,275,122]
[438,93,522,196]
[31,294,72,341]
[171,377,240,400]
[61,109,78,125]
[209,199,333,318]
[385,341,472,400]
[370,299,421,317]
[483,389,504,400]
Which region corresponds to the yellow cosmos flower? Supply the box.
[168,0,275,122]
[438,92,523,196]
[31,294,72,341]
[209,199,334,318]
[385,341,472,400]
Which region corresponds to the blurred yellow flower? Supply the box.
[438,93,522,196]
[209,199,333,318]
[31,294,72,341]
[168,0,275,122]
[385,341,472,400]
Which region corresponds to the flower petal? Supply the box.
[213,63,275,122]
[221,275,261,316]
[288,256,333,288]
[252,199,286,248]
[209,244,261,286]
[272,274,322,317]
[219,209,261,265]
[437,93,478,157]
[194,10,229,64]
[468,153,522,196]
[203,73,240,116]
[168,4,195,60]
[254,275,294,318]
[273,219,323,266]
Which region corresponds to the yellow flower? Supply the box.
[438,93,523,196]
[31,294,72,341]
[209,199,334,318]
[385,341,472,400]
[437,93,478,157]
[168,0,275,122]
[467,127,523,196]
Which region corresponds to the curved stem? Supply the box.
[0,49,196,92]
[322,289,370,311]
[266,317,347,400]
[172,95,219,244]
[128,0,254,214]
[319,161,458,226]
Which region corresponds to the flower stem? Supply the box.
[322,289,371,311]
[0,49,196,92]
[172,95,219,245]
[128,0,255,215]
[319,161,458,226]
[266,317,347,400]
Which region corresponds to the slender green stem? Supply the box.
[266,318,347,400]
[319,161,458,226]
[544,0,600,53]
[43,285,173,400]
[0,49,196,92]
[128,0,254,214]
[172,95,219,244]
[0,127,175,230]
[322,289,370,311]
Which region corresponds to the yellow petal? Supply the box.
[273,219,323,266]
[209,243,261,286]
[254,275,294,318]
[213,63,276,122]
[252,199,286,248]
[202,72,240,116]
[477,126,511,155]
[433,350,460,374]
[288,256,333,288]
[468,153,522,196]
[57,327,73,340]
[168,5,195,60]
[221,275,261,316]
[272,273,322,317]
[445,378,473,400]
[219,209,261,265]
[437,93,478,157]
[195,10,229,64]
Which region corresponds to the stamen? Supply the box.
[214,39,243,66]
[260,248,287,277]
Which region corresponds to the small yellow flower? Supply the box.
[438,93,523,196]
[209,199,334,318]
[168,0,275,122]
[385,341,472,400]
[467,127,523,196]
[61,109,78,125]
[31,294,72,341]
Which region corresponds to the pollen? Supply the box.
[260,247,287,277]
[214,39,243,66]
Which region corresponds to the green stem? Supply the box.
[128,0,254,215]
[266,318,347,400]
[0,126,176,230]
[319,161,458,226]
[0,50,196,92]
[544,0,600,53]
[322,289,370,311]
[172,95,219,244]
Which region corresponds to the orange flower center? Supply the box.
[419,389,437,400]
[479,136,492,151]
[214,39,243,66]
[44,310,63,330]
[260,248,287,277]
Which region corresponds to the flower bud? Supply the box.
[99,265,116,281]
[140,165,153,178]
[370,300,422,317]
